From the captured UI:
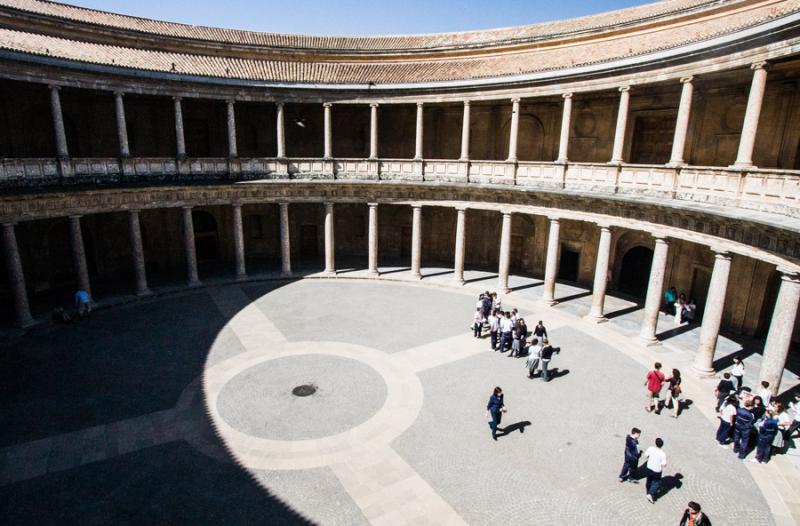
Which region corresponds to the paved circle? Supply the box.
[217,354,388,441]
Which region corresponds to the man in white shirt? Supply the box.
[643,437,667,503]
[498,312,514,352]
[758,381,772,407]
[488,311,500,351]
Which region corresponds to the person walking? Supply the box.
[679,501,712,526]
[618,427,642,483]
[526,338,542,378]
[485,386,507,441]
[510,318,527,357]
[540,339,557,382]
[665,369,682,418]
[472,307,483,338]
[733,401,755,460]
[716,395,738,446]
[643,437,667,503]
[645,363,666,413]
[533,320,547,342]
[488,310,499,351]
[730,357,745,392]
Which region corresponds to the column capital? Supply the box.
[710,248,732,260]
[651,232,670,243]
[751,61,769,71]
[547,215,561,223]
[226,98,236,105]
[680,76,694,84]
[367,202,379,208]
[2,221,17,228]
[562,92,573,99]
[369,103,379,109]
[113,90,125,98]
[416,101,424,108]
[181,205,193,211]
[500,210,514,217]
[776,268,800,282]
[48,84,61,91]
[324,201,335,210]
[618,85,631,93]
[231,202,243,209]
[278,201,290,209]
[172,95,182,102]
[463,100,471,107]
[275,101,284,108]
[323,102,333,108]
[455,205,468,212]
[127,208,141,215]
[595,222,613,231]
[68,214,83,221]
[510,97,521,104]
[411,203,423,210]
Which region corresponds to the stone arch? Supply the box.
[612,230,654,298]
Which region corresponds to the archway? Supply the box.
[618,246,653,299]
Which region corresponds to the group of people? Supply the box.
[644,362,683,418]
[664,286,697,325]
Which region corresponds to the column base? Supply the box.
[454,279,465,286]
[187,279,201,288]
[692,364,716,377]
[368,270,380,278]
[280,271,293,279]
[539,298,558,307]
[638,334,661,347]
[665,161,686,168]
[585,314,608,324]
[728,162,754,170]
[17,316,35,329]
[322,270,337,278]
[235,273,248,282]
[135,288,153,297]
[411,273,422,280]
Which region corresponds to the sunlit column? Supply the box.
[323,103,333,159]
[459,101,471,161]
[226,99,238,158]
[556,93,573,162]
[324,202,335,274]
[588,224,612,321]
[414,102,424,160]
[279,202,292,276]
[693,251,733,375]
[276,102,286,158]
[368,203,379,275]
[668,77,694,166]
[732,62,769,169]
[497,212,512,293]
[541,217,560,305]
[758,270,800,396]
[610,86,631,163]
[411,204,422,278]
[507,98,520,162]
[453,207,466,284]
[639,236,669,342]
[369,103,379,159]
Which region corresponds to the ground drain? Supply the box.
[292,384,317,397]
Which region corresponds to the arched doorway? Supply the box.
[192,210,218,262]
[618,246,653,299]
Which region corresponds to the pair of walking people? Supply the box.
[618,428,668,504]
[525,337,557,381]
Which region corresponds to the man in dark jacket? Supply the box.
[733,401,755,460]
[540,340,559,382]
[618,427,641,483]
[679,501,711,526]
[714,373,735,411]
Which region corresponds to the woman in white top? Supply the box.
[674,294,686,325]
[731,357,745,392]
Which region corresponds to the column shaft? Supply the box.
[324,202,335,274]
[414,103,424,160]
[114,92,130,158]
[541,218,561,305]
[733,62,769,168]
[69,216,91,295]
[279,202,292,276]
[368,203,379,275]
[182,207,200,286]
[411,205,422,278]
[497,212,512,293]
[459,101,471,161]
[453,208,466,284]
[276,103,286,158]
[174,97,186,158]
[589,225,612,320]
[758,272,800,395]
[369,104,379,159]
[232,204,246,279]
[556,93,573,162]
[668,77,694,165]
[610,87,631,163]
[639,237,669,342]
[693,252,733,375]
[3,223,33,327]
[507,98,521,161]
[323,103,333,159]
[128,210,149,295]
[226,100,238,158]
[49,86,68,158]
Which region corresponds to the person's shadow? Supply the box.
[660,472,684,498]
[498,421,531,437]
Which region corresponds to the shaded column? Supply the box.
[2,223,33,327]
[49,85,68,158]
[459,101,471,161]
[114,92,130,158]
[323,103,333,159]
[610,86,631,163]
[732,62,769,169]
[692,251,733,375]
[232,203,246,280]
[128,210,150,296]
[541,217,560,305]
[639,236,669,342]
[507,98,521,162]
[368,203,379,275]
[324,202,335,274]
[411,204,422,278]
[758,270,800,395]
[173,96,186,159]
[414,102,424,160]
[226,99,238,158]
[279,202,292,276]
[497,212,512,293]
[668,77,694,166]
[556,93,573,162]
[588,224,612,321]
[453,207,466,284]
[69,216,91,295]
[182,207,200,286]
[276,102,286,158]
[369,104,379,159]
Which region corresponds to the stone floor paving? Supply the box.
[0,271,798,525]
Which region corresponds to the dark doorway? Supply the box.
[300,225,318,258]
[618,246,653,298]
[690,267,712,319]
[756,270,781,337]
[192,211,218,262]
[400,226,412,260]
[558,245,579,283]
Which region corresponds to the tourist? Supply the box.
[488,309,499,351]
[618,427,642,483]
[757,381,772,407]
[510,318,527,357]
[533,320,547,342]
[492,292,501,312]
[472,307,483,338]
[74,288,91,318]
[498,311,514,352]
[526,337,542,378]
[773,402,790,455]
[716,395,738,446]
[714,373,735,411]
[664,286,677,315]
[645,362,665,414]
[754,410,779,463]
[481,292,492,325]
[787,394,800,438]
[540,338,559,382]
[643,437,667,503]
[679,501,711,526]
[752,396,766,422]
[665,368,682,418]
[733,400,755,460]
[730,357,745,392]
[674,293,686,324]
[683,298,697,323]
[485,386,507,441]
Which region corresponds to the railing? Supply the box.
[1,157,798,218]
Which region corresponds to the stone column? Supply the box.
[232,203,246,280]
[323,103,333,159]
[668,77,694,166]
[2,223,33,327]
[414,102,424,160]
[588,224,612,321]
[368,203,379,275]
[173,96,186,159]
[182,207,200,286]
[693,251,733,375]
[758,271,800,395]
[507,98,521,162]
[460,101,471,161]
[610,86,631,163]
[279,202,292,276]
[114,92,130,158]
[556,93,573,162]
[541,217,561,305]
[453,207,466,284]
[411,204,422,279]
[497,212,513,293]
[732,62,769,169]
[324,202,335,274]
[369,104,379,159]
[276,102,286,158]
[49,85,68,158]
[69,216,91,295]
[127,210,149,296]
[639,237,669,343]
[226,99,238,158]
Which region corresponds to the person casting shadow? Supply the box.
[496,421,531,438]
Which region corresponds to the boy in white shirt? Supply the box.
[643,437,667,503]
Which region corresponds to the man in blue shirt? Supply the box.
[74,289,91,318]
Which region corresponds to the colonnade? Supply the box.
[3,198,797,395]
[43,61,770,168]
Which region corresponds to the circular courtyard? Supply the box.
[0,277,776,525]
